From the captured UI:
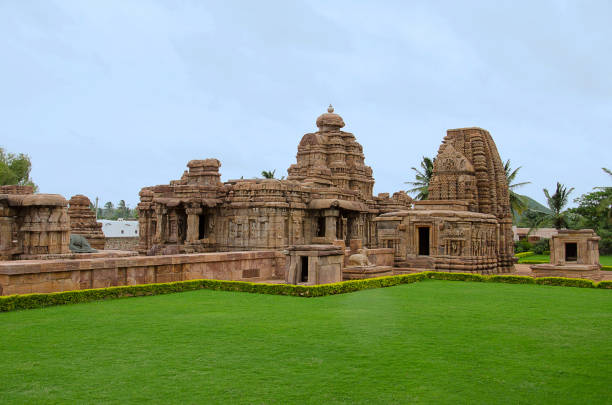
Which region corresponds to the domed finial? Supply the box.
[327,104,334,113]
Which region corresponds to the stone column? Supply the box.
[154,206,167,243]
[186,207,202,243]
[323,209,338,242]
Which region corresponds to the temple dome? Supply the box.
[316,105,345,130]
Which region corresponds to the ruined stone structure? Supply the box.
[68,194,105,250]
[375,128,515,273]
[0,186,70,260]
[284,244,344,285]
[531,229,601,280]
[137,106,412,255]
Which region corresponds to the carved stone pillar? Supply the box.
[186,207,202,243]
[154,205,167,243]
[323,209,338,241]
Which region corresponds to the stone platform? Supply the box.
[530,263,602,281]
[343,266,393,280]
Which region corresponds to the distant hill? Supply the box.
[521,195,551,214]
[512,194,551,225]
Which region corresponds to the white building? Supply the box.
[98,219,139,238]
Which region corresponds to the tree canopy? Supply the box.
[0,147,37,191]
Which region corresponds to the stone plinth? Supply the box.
[284,244,344,285]
[343,266,393,280]
[68,195,105,250]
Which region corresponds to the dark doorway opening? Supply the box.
[418,227,430,256]
[198,214,208,239]
[317,217,325,237]
[565,242,577,262]
[300,256,309,283]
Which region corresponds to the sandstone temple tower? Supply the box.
[376,127,514,273]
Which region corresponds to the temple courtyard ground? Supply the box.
[1,280,610,404]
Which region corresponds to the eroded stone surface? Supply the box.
[0,185,70,260]
[68,195,105,250]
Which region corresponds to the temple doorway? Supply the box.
[565,242,577,262]
[300,256,309,283]
[418,227,430,256]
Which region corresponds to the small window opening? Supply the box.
[418,227,430,256]
[565,242,577,262]
[300,256,309,283]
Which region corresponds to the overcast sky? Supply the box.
[1,1,610,208]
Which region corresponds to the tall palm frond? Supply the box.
[503,159,531,216]
[261,170,276,179]
[405,156,434,200]
[542,182,575,229]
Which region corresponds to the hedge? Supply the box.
[515,252,535,259]
[0,271,608,313]
[602,266,612,271]
[597,280,612,289]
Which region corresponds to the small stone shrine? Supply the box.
[531,229,601,280]
[0,185,70,260]
[68,194,105,250]
[284,245,344,285]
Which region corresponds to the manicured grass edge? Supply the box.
[1,272,610,312]
[515,251,535,258]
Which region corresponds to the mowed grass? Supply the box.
[1,281,610,404]
[518,254,612,265]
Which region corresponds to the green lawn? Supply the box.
[1,281,610,404]
[518,254,612,265]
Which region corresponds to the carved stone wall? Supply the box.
[137,107,411,255]
[68,195,105,250]
[0,186,70,259]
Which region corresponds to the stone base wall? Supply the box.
[0,251,286,296]
[530,264,602,281]
[105,237,139,251]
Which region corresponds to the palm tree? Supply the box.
[604,167,612,179]
[543,182,575,229]
[405,156,434,200]
[261,170,276,179]
[504,159,531,216]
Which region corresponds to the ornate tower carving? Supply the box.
[287,105,374,199]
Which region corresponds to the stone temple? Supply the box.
[137,107,514,274]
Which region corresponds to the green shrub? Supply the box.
[487,275,536,284]
[543,250,550,255]
[1,271,607,313]
[515,251,535,259]
[601,265,612,271]
[534,277,595,288]
[514,240,532,253]
[424,271,485,282]
[519,260,549,264]
[0,273,428,312]
[596,280,612,289]
[532,239,550,255]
